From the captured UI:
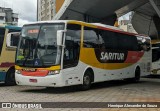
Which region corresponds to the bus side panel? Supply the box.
[78,47,151,82]
[140,50,152,76]
[152,61,160,75]
[60,61,86,86]
[0,27,19,82]
[86,63,137,83]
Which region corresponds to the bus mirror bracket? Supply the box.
[57,30,66,46]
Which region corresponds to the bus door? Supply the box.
[62,24,81,85]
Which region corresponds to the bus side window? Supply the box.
[83,28,104,48]
[10,33,20,47]
[144,39,151,51]
[141,43,150,51]
[152,49,160,62]
[117,33,138,51]
[63,24,81,68]
[101,31,118,50]
[81,27,106,49]
[152,43,160,62]
[9,29,21,33]
[0,28,5,56]
[137,37,151,51]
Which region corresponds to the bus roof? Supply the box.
[23,20,69,25]
[0,24,21,30]
[5,25,21,30]
[23,20,149,37]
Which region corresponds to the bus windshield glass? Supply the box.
[16,23,64,67]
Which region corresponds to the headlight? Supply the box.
[15,70,21,74]
[48,70,60,75]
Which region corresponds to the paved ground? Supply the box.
[0,75,160,111]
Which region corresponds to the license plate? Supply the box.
[29,79,37,83]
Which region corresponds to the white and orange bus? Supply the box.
[15,20,151,90]
[0,24,21,85]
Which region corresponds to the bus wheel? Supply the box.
[80,71,92,90]
[134,67,141,82]
[5,68,16,86]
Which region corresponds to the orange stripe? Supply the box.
[21,69,49,77]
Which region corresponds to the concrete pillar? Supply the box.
[149,0,160,39]
[153,16,160,39]
[149,0,160,18]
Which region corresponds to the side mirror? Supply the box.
[57,30,66,46]
[6,32,20,48]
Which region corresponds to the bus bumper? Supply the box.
[15,73,66,87]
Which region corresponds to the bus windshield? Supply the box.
[16,23,64,67]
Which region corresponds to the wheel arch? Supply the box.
[5,65,15,80]
[134,65,141,75]
[82,67,94,83]
[6,65,15,72]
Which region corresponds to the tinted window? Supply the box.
[152,49,160,62]
[100,31,118,49]
[0,28,5,55]
[99,30,139,51]
[84,27,139,51]
[137,37,151,51]
[84,27,104,48]
[11,33,19,47]
[63,24,81,68]
[9,29,21,33]
[117,33,138,51]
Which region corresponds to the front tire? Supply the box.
[135,68,141,82]
[134,67,141,82]
[5,68,16,86]
[125,67,141,83]
[80,71,92,90]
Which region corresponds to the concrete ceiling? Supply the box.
[54,0,160,39]
[132,0,160,39]
[54,0,135,23]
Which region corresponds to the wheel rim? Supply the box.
[84,75,90,85]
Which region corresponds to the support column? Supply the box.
[153,16,160,39]
[149,0,160,39]
[149,0,160,18]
